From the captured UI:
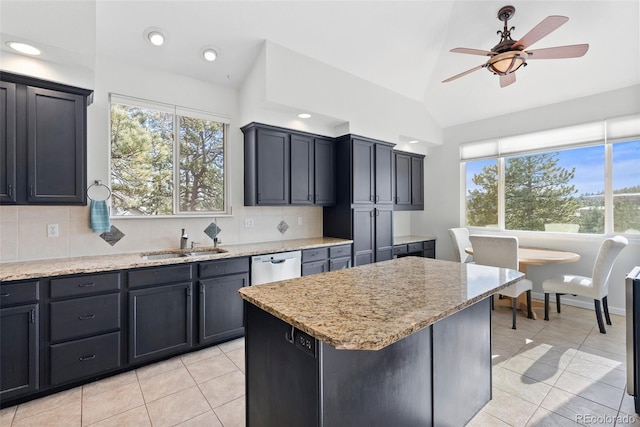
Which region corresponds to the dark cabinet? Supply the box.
[0,280,40,401]
[0,72,92,205]
[394,150,425,211]
[301,245,352,276]
[0,81,16,203]
[324,135,394,266]
[393,239,436,259]
[243,123,335,206]
[199,272,249,345]
[129,281,193,364]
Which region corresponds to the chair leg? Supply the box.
[556,294,562,313]
[491,295,494,310]
[544,293,550,321]
[603,296,612,325]
[526,290,533,319]
[594,300,606,334]
[511,296,517,329]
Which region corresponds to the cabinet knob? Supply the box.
[79,354,96,361]
[78,314,96,320]
[375,195,380,202]
[7,185,12,197]
[78,282,96,288]
[29,185,34,197]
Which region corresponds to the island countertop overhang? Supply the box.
[239,256,524,351]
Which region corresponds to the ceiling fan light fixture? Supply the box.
[487,50,528,75]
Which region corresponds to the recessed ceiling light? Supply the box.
[297,113,311,119]
[409,140,419,144]
[6,41,41,56]
[144,28,165,46]
[202,48,218,62]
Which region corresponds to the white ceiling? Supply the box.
[1,1,638,128]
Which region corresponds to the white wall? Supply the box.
[415,85,640,315]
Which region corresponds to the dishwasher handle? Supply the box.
[270,259,286,264]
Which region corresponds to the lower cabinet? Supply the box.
[0,303,39,400]
[393,239,436,259]
[199,273,248,344]
[50,332,121,385]
[129,282,193,364]
[301,245,352,276]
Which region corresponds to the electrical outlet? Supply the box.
[47,223,59,238]
[297,216,303,226]
[244,218,254,228]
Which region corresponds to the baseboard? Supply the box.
[531,292,626,317]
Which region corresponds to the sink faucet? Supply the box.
[180,228,188,250]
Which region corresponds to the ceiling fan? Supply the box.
[442,5,589,88]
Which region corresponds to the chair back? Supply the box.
[448,228,473,263]
[469,235,519,271]
[591,236,628,297]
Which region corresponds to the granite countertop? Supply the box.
[239,256,523,351]
[0,237,352,282]
[393,235,437,245]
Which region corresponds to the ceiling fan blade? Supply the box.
[526,44,589,59]
[512,15,569,50]
[442,64,485,83]
[450,47,495,57]
[500,73,516,88]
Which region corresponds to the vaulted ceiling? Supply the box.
[1,1,638,128]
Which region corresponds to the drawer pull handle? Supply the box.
[0,293,10,297]
[78,283,96,288]
[79,354,96,361]
[78,314,96,320]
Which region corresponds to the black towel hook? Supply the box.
[87,180,112,201]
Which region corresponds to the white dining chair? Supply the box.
[448,228,473,263]
[469,235,533,329]
[542,236,628,334]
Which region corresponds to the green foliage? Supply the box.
[466,163,498,227]
[110,104,225,215]
[614,185,640,232]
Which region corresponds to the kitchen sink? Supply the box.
[140,247,227,260]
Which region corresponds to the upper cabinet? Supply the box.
[394,150,425,211]
[352,137,394,205]
[242,123,335,206]
[0,72,93,205]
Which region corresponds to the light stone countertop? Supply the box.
[239,256,523,351]
[393,235,437,245]
[0,237,352,282]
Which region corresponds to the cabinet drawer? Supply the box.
[199,257,249,279]
[302,248,328,263]
[301,260,328,276]
[408,243,424,253]
[393,245,408,256]
[329,245,351,259]
[424,249,436,259]
[50,293,120,343]
[423,240,435,250]
[329,257,351,271]
[50,273,120,299]
[128,265,192,289]
[0,281,39,307]
[50,332,121,385]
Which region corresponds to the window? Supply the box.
[462,115,640,235]
[110,95,228,216]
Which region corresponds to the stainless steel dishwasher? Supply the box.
[251,251,302,285]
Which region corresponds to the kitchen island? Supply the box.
[239,256,524,427]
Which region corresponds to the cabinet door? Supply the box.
[314,138,335,205]
[290,134,314,205]
[1,304,38,399]
[0,81,16,203]
[375,205,394,262]
[352,138,374,204]
[256,128,289,205]
[26,86,85,204]
[353,206,374,266]
[411,156,424,208]
[199,273,248,345]
[129,283,192,363]
[375,144,394,204]
[302,260,328,276]
[394,153,411,207]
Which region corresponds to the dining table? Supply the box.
[465,246,581,319]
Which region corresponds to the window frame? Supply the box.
[460,115,640,237]
[108,93,231,218]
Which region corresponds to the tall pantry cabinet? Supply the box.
[323,135,394,266]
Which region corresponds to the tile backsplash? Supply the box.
[0,205,323,262]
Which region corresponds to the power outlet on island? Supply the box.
[47,223,59,238]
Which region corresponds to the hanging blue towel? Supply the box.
[90,199,111,233]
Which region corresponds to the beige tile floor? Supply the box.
[0,303,637,426]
